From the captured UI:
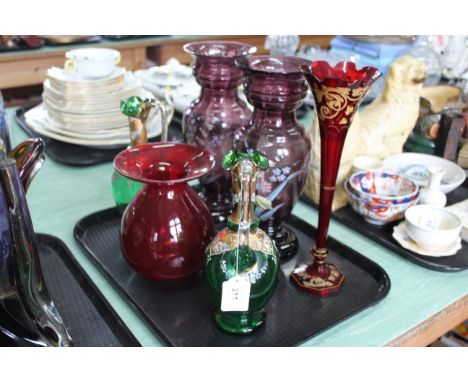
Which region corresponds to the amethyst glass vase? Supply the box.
[236,55,311,260]
[182,41,256,224]
[291,61,381,295]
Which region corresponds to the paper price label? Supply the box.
[221,276,251,312]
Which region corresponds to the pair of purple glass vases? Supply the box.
[183,41,311,260]
[114,40,381,300]
[180,41,380,296]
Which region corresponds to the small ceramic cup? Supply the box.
[351,156,383,175]
[404,205,461,250]
[64,48,121,78]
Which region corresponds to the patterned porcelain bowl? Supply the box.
[345,181,419,225]
[349,170,419,205]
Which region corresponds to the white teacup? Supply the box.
[404,205,461,250]
[351,156,383,175]
[64,48,121,79]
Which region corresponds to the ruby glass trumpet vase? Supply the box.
[290,61,381,295]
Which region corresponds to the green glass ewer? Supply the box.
[204,150,279,334]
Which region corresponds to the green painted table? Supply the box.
[6,108,467,346]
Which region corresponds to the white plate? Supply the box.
[44,106,129,129]
[40,84,150,132]
[383,153,466,194]
[44,73,141,102]
[41,112,130,139]
[24,101,165,147]
[392,221,462,257]
[47,66,126,84]
[25,112,160,147]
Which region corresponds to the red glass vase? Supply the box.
[236,55,311,260]
[291,61,381,295]
[113,142,215,281]
[182,41,256,225]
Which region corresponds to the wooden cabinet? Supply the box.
[0,35,334,90]
[151,35,334,65]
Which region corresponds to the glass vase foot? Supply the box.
[290,249,345,296]
[214,308,266,335]
[263,224,298,260]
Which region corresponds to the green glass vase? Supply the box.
[112,171,144,214]
[204,150,279,334]
[111,96,168,214]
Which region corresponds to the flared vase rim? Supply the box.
[113,142,215,185]
[300,60,382,89]
[183,40,257,58]
[236,54,311,76]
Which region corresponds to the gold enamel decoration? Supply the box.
[312,84,367,123]
[208,228,275,257]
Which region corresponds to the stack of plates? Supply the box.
[25,67,164,148]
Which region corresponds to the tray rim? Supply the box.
[299,195,467,272]
[37,232,141,347]
[73,207,391,347]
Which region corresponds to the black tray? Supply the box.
[14,106,185,167]
[37,233,140,346]
[74,207,390,346]
[300,183,468,272]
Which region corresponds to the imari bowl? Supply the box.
[349,170,419,205]
[345,181,419,225]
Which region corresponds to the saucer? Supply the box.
[47,66,126,83]
[392,221,462,257]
